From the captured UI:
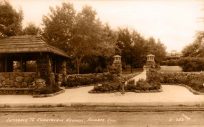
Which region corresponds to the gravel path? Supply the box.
[0,85,204,106]
[125,70,146,85]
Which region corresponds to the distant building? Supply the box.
[166,50,182,60]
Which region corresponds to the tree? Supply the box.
[22,23,41,35]
[131,30,147,68]
[116,28,166,70]
[182,32,204,57]
[43,3,115,74]
[145,37,166,64]
[98,24,117,57]
[116,28,149,70]
[84,24,116,73]
[116,28,134,70]
[71,6,108,74]
[0,1,23,38]
[154,39,166,63]
[42,2,76,51]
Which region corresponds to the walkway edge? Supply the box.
[1,103,204,112]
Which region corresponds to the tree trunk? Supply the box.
[130,55,133,73]
[76,57,81,74]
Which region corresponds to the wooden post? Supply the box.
[22,55,26,72]
[0,58,2,72]
[4,56,7,72]
[54,59,57,74]
[7,59,13,72]
[20,57,27,72]
[23,60,26,72]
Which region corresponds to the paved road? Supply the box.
[0,111,204,127]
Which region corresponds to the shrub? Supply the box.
[33,85,61,95]
[125,83,136,91]
[161,59,180,66]
[149,81,161,90]
[159,72,204,92]
[136,79,152,90]
[189,79,203,90]
[146,68,160,83]
[62,73,113,87]
[126,79,135,85]
[90,69,162,93]
[145,68,162,90]
[179,57,204,72]
[90,82,121,93]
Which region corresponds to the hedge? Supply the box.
[125,79,161,92]
[63,73,113,87]
[91,78,161,93]
[90,81,122,93]
[159,72,204,92]
[162,57,204,72]
[161,59,180,66]
[178,57,204,72]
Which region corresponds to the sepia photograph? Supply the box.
[0,0,204,126]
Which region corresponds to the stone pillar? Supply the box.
[144,54,155,70]
[37,53,52,87]
[58,60,67,86]
[62,61,67,82]
[110,55,122,76]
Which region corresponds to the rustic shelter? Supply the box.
[0,35,68,93]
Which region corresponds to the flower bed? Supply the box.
[125,79,161,92]
[159,72,204,93]
[89,75,124,93]
[90,69,162,93]
[125,68,162,92]
[63,72,114,88]
[89,82,121,93]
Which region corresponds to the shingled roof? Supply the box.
[0,35,68,57]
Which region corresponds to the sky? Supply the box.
[7,0,204,52]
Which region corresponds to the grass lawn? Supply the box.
[160,66,182,72]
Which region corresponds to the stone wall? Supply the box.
[0,72,36,88]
